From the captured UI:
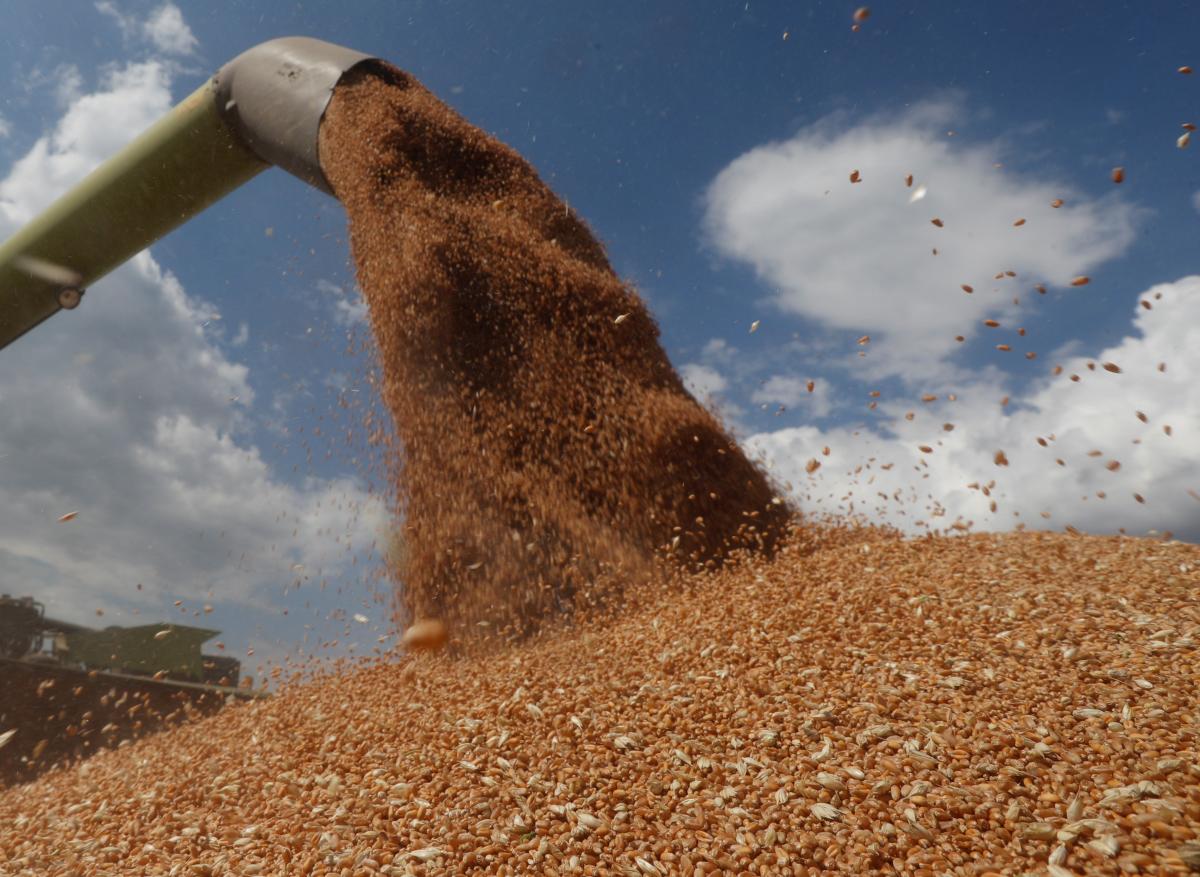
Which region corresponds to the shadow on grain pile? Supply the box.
[319,61,792,646]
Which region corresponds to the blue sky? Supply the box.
[1,1,1197,682]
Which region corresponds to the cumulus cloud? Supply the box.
[20,64,86,109]
[317,279,369,328]
[54,66,86,107]
[0,62,386,627]
[142,3,198,55]
[680,362,727,400]
[96,1,197,56]
[94,1,133,36]
[334,297,369,327]
[703,96,1141,382]
[748,277,1200,541]
[0,62,172,225]
[752,375,832,418]
[679,360,757,432]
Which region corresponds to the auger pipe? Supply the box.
[0,37,375,353]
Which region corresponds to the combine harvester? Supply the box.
[0,593,256,786]
[0,38,378,783]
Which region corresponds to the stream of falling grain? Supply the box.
[318,62,789,643]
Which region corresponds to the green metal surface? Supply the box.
[0,81,268,351]
[65,623,219,681]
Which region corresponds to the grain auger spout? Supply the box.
[0,37,377,352]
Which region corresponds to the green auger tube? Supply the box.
[0,37,375,352]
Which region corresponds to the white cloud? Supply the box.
[679,360,754,432]
[701,337,736,364]
[703,96,1141,382]
[317,279,369,327]
[54,66,85,107]
[95,1,134,35]
[680,362,727,400]
[748,277,1200,541]
[96,1,197,56]
[0,62,386,626]
[0,62,172,225]
[752,375,832,417]
[17,64,85,109]
[678,333,846,429]
[334,297,369,327]
[143,3,198,55]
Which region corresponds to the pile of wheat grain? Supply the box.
[1,528,1197,875]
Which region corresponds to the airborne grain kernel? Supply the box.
[402,619,448,652]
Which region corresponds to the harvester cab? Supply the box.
[0,594,45,660]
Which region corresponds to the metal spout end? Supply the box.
[214,37,376,195]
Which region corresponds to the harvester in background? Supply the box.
[0,594,258,787]
[0,595,45,660]
[0,593,242,685]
